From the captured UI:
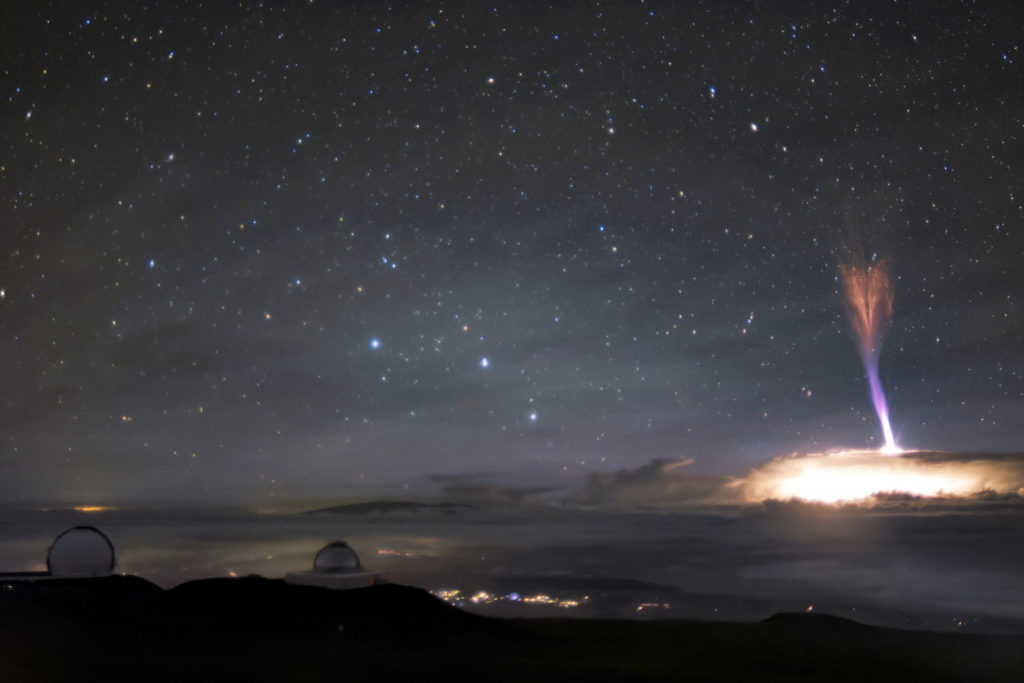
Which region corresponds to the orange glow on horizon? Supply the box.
[74,505,114,513]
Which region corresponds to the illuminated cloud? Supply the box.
[735,450,1024,504]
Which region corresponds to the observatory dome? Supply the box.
[312,541,362,573]
[47,526,116,577]
[286,540,383,589]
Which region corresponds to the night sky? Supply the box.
[3,1,1022,505]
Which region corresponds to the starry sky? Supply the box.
[2,1,1022,505]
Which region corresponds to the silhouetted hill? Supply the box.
[166,576,487,633]
[763,611,872,630]
[0,575,1020,681]
[0,575,163,619]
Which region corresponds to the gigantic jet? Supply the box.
[839,256,898,453]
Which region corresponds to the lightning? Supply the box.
[724,252,1022,507]
[839,255,898,453]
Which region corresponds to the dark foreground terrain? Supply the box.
[1,576,1021,682]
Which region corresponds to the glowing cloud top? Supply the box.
[840,257,897,453]
[738,450,1024,504]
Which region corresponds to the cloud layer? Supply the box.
[568,451,1024,509]
[570,458,734,508]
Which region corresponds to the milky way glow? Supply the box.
[738,449,1024,504]
[840,257,898,452]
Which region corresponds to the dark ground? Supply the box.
[1,576,1020,682]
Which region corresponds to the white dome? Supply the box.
[47,526,116,577]
[313,541,361,573]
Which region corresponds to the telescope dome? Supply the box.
[312,541,362,573]
[47,526,116,577]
